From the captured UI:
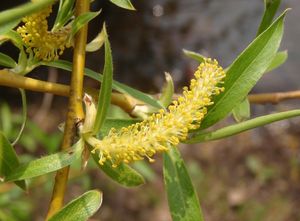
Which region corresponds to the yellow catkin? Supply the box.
[16,2,71,61]
[88,58,226,167]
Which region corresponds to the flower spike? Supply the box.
[85,58,226,167]
[17,2,71,61]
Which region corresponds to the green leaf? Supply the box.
[159,72,174,107]
[0,0,56,27]
[182,49,205,63]
[0,19,21,35]
[86,27,105,52]
[93,25,113,134]
[5,139,83,182]
[92,158,145,187]
[45,60,163,109]
[0,30,24,49]
[187,109,300,143]
[265,50,287,73]
[49,190,102,221]
[53,0,75,30]
[110,0,136,10]
[200,10,287,129]
[89,118,145,187]
[0,52,16,68]
[71,11,100,38]
[257,0,282,35]
[232,98,250,122]
[163,148,204,221]
[12,89,27,146]
[0,132,26,190]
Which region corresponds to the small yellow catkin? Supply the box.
[17,3,71,61]
[87,58,226,167]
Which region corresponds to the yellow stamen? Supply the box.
[87,58,226,166]
[17,3,71,61]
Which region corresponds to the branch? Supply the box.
[0,69,139,114]
[248,91,300,104]
[46,0,89,218]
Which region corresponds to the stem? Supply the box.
[248,91,300,104]
[46,0,89,219]
[0,69,140,114]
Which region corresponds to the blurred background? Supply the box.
[1,0,300,220]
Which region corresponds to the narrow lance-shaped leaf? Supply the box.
[265,50,288,73]
[182,49,206,63]
[49,190,102,221]
[159,72,175,107]
[257,0,282,35]
[5,139,83,182]
[0,0,56,27]
[110,0,136,10]
[0,52,16,68]
[86,27,105,52]
[89,118,145,187]
[0,132,26,190]
[53,0,75,30]
[93,24,113,134]
[0,19,21,35]
[163,148,204,221]
[200,10,287,129]
[70,11,100,38]
[45,60,163,109]
[187,109,300,143]
[232,98,250,123]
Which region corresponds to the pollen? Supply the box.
[88,58,226,167]
[16,3,71,61]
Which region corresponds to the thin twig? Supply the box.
[248,91,300,104]
[45,0,89,219]
[0,69,140,113]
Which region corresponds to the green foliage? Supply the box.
[49,190,102,221]
[0,0,297,220]
[163,148,204,221]
[0,0,56,27]
[200,11,287,129]
[93,24,113,134]
[0,132,26,190]
[110,0,136,10]
[187,109,300,143]
[70,11,100,38]
[5,139,83,182]
[232,98,250,122]
[53,0,76,30]
[45,60,163,109]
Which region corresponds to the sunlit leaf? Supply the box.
[159,72,174,107]
[71,11,100,37]
[0,0,55,27]
[232,98,250,122]
[53,0,75,30]
[163,148,204,221]
[182,49,205,63]
[187,109,300,143]
[200,10,287,129]
[0,52,16,68]
[5,139,83,181]
[257,0,282,35]
[110,0,136,10]
[49,190,102,221]
[265,50,287,73]
[0,132,26,190]
[93,24,113,134]
[45,60,163,109]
